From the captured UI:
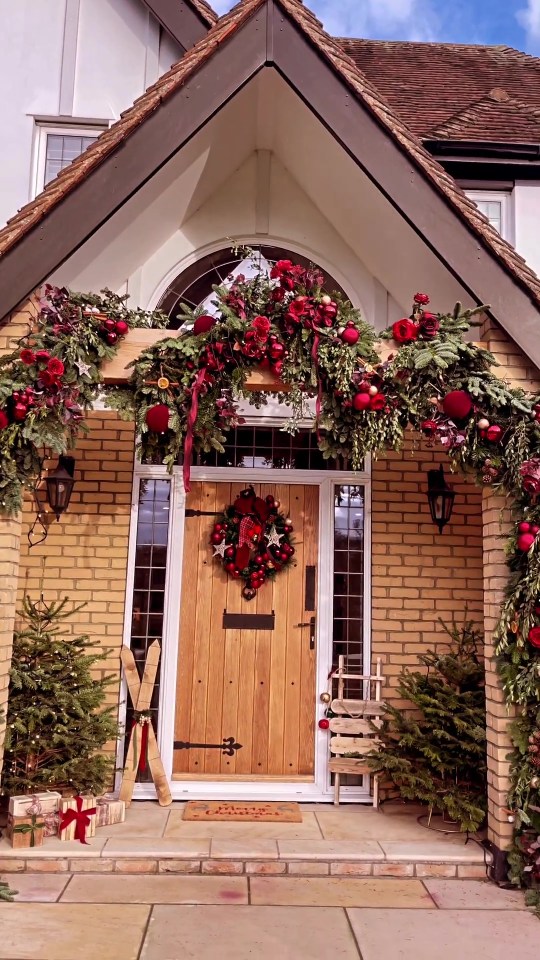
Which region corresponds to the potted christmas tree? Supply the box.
[366,617,487,832]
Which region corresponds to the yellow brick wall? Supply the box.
[15,411,135,765]
[371,439,484,707]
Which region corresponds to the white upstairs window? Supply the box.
[33,125,106,196]
[465,190,514,243]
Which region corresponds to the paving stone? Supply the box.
[245,862,287,875]
[415,863,457,878]
[68,859,115,873]
[210,839,279,860]
[26,860,69,873]
[1,874,69,902]
[373,862,415,877]
[96,803,170,839]
[278,839,383,861]
[201,860,244,875]
[158,860,201,873]
[0,858,25,872]
[114,859,158,873]
[379,840,487,863]
[330,862,373,876]
[457,864,491,878]
[250,876,434,908]
[424,879,527,910]
[104,837,210,858]
[347,908,540,960]
[288,861,329,875]
[0,903,149,959]
[61,874,248,904]
[140,905,361,959]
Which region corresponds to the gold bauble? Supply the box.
[320,692,331,704]
[157,376,170,390]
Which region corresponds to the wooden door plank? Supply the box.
[173,484,201,774]
[267,484,290,775]
[203,482,231,776]
[188,482,216,773]
[283,484,304,776]
[220,483,244,775]
[299,484,318,775]
[251,485,273,775]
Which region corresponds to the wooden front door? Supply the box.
[173,481,318,780]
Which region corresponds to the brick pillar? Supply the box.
[482,490,515,862]
[0,514,22,776]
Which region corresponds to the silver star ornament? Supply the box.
[75,359,91,377]
[265,524,283,547]
[213,540,228,558]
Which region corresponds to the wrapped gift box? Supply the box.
[7,812,45,849]
[9,791,61,818]
[59,796,97,842]
[95,796,126,828]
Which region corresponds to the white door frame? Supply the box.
[120,455,372,803]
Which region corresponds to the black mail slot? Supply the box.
[222,610,275,630]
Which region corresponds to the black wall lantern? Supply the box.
[427,465,455,534]
[45,456,76,520]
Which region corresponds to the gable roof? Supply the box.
[338,38,540,143]
[0,0,539,367]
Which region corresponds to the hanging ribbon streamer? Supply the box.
[183,368,207,493]
[59,796,97,845]
[311,331,323,440]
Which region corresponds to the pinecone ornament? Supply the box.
[528,731,540,768]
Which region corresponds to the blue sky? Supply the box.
[211,0,540,53]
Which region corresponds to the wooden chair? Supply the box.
[328,656,385,807]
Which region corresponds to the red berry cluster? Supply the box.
[0,351,67,429]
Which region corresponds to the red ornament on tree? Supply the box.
[486,425,503,443]
[0,410,9,430]
[352,392,371,411]
[145,404,171,433]
[528,626,540,649]
[340,327,359,345]
[115,320,129,336]
[517,533,536,552]
[193,315,217,336]
[318,718,330,730]
[12,402,28,421]
[442,390,473,420]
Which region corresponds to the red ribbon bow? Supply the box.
[59,796,97,845]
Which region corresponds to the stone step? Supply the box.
[0,840,492,880]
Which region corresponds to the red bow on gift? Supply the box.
[59,796,97,844]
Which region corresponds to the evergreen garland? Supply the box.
[0,255,539,888]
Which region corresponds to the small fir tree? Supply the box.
[1,596,118,796]
[366,618,487,832]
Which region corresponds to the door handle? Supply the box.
[296,616,316,650]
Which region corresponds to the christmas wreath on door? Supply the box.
[210,486,295,600]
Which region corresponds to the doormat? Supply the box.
[182,801,303,822]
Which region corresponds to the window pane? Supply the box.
[472,198,502,234]
[125,479,171,780]
[332,484,365,696]
[44,133,99,185]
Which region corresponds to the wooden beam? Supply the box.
[101,329,289,392]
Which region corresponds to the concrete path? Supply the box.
[0,875,537,959]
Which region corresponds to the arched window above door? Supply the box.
[156,245,349,328]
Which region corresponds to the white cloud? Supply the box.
[517,0,540,48]
[209,0,440,40]
[309,0,439,40]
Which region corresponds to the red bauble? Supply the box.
[145,403,170,433]
[225,561,236,573]
[442,390,473,420]
[211,532,223,544]
[528,626,540,649]
[106,331,118,345]
[115,320,129,336]
[225,547,235,559]
[269,342,285,360]
[518,521,532,533]
[0,410,9,430]
[13,402,28,421]
[103,317,116,331]
[533,525,540,535]
[279,551,289,562]
[486,425,503,443]
[517,533,536,552]
[193,315,216,336]
[352,392,371,411]
[318,718,330,730]
[341,327,359,345]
